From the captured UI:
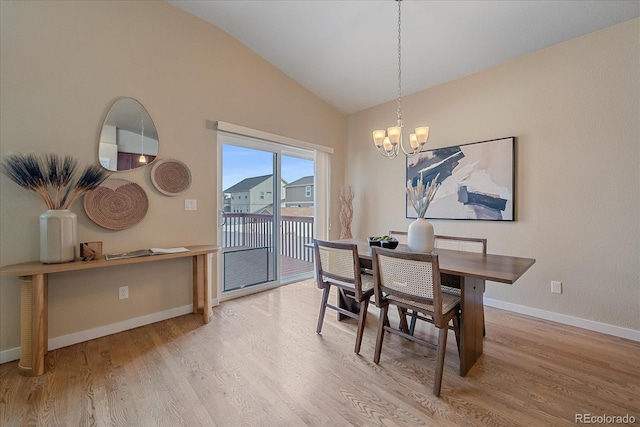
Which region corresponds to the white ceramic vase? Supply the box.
[40,209,77,264]
[407,218,434,253]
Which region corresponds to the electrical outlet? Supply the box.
[119,286,129,299]
[185,199,197,211]
[551,281,562,294]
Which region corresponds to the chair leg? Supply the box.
[482,288,487,337]
[374,304,389,364]
[482,310,486,337]
[433,325,449,397]
[409,311,417,335]
[316,285,331,334]
[397,306,409,333]
[453,311,461,357]
[354,298,369,354]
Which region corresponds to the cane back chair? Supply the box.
[313,239,375,354]
[388,232,487,335]
[388,230,408,244]
[371,246,461,396]
[434,235,487,334]
[434,235,487,254]
[401,235,487,335]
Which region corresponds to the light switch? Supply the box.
[185,199,197,211]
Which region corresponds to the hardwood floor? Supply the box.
[1,279,638,426]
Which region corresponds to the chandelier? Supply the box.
[372,0,429,159]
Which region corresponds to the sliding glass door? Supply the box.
[280,153,315,282]
[218,131,316,300]
[221,144,278,292]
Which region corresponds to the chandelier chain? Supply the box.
[397,0,402,124]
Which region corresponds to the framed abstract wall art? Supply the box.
[406,136,515,221]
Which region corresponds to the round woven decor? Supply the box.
[151,158,192,196]
[83,178,148,230]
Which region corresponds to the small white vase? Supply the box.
[40,209,77,264]
[407,218,434,253]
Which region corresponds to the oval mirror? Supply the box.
[98,97,159,171]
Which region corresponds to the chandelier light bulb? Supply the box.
[383,137,393,153]
[415,126,429,144]
[409,133,419,149]
[387,126,402,144]
[373,129,386,148]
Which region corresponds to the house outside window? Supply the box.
[283,176,314,208]
[223,174,285,214]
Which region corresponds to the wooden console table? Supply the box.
[0,245,220,377]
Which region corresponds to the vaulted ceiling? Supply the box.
[168,1,639,115]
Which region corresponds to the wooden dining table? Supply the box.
[333,238,536,376]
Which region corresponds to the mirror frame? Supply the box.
[98,97,159,171]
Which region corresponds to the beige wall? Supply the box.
[1,2,637,358]
[347,19,640,332]
[0,1,346,353]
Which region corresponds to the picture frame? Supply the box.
[80,241,103,261]
[406,136,515,221]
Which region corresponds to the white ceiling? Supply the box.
[167,0,639,115]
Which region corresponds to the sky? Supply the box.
[222,144,314,191]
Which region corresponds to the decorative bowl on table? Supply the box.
[368,236,399,249]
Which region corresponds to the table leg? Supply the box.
[459,276,484,376]
[202,254,210,323]
[337,259,372,321]
[18,274,48,377]
[337,289,358,321]
[192,254,210,324]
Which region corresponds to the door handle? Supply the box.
[218,210,226,227]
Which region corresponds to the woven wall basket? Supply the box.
[83,178,148,230]
[151,158,192,196]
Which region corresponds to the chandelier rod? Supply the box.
[396,0,402,126]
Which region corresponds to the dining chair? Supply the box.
[424,235,487,335]
[371,246,460,397]
[387,233,488,336]
[313,239,375,354]
[388,230,408,244]
[434,235,487,254]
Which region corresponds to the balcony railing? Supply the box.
[222,213,315,262]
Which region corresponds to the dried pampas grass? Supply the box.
[0,153,111,210]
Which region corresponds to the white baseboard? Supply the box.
[484,298,640,342]
[0,304,194,364]
[0,347,21,364]
[3,297,636,364]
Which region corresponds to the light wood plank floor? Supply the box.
[1,279,638,426]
